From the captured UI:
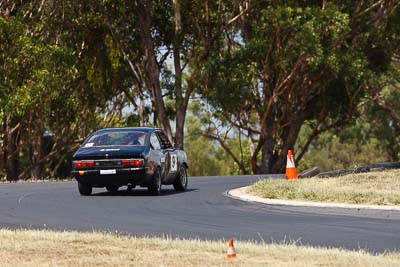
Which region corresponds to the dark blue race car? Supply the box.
[71,127,188,196]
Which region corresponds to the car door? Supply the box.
[156,130,178,184]
[148,132,165,176]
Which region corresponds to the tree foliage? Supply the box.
[199,0,400,174]
[0,0,399,179]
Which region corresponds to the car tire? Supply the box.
[148,168,162,196]
[106,185,119,193]
[127,184,136,191]
[78,182,92,196]
[173,166,188,192]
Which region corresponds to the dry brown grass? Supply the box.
[248,170,400,205]
[0,229,399,267]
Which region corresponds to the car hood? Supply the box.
[73,146,146,160]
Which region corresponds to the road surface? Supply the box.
[0,175,399,253]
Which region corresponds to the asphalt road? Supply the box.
[0,175,399,253]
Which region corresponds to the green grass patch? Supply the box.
[248,170,400,205]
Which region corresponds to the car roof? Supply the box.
[94,127,161,134]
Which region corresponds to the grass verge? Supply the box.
[1,229,399,267]
[248,170,400,205]
[0,177,74,183]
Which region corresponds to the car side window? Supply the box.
[157,131,172,149]
[150,133,161,150]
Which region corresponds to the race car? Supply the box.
[71,127,188,196]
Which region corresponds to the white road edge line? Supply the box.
[227,186,400,211]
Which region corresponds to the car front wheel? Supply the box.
[173,166,188,192]
[78,182,92,196]
[148,168,162,196]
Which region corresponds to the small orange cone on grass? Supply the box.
[226,239,236,259]
[285,150,298,180]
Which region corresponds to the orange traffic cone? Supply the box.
[226,239,236,259]
[285,150,298,180]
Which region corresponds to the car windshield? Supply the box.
[82,131,147,147]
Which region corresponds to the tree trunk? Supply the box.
[31,130,45,179]
[256,109,275,174]
[173,0,185,149]
[139,94,145,127]
[6,126,20,181]
[259,134,276,174]
[257,107,306,174]
[2,115,20,181]
[1,115,6,174]
[270,119,303,173]
[133,0,173,141]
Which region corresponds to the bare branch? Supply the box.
[334,0,400,49]
[227,0,250,26]
[369,89,400,130]
[158,48,171,67]
[354,0,385,19]
[203,132,249,174]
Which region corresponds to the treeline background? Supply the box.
[0,0,399,180]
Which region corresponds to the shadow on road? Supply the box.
[91,188,198,197]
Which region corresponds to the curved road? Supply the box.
[0,175,399,253]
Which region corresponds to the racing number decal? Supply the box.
[170,154,177,172]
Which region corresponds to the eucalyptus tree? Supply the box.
[366,6,400,132]
[119,0,186,146]
[0,13,78,179]
[200,0,400,174]
[0,0,129,179]
[121,0,244,148]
